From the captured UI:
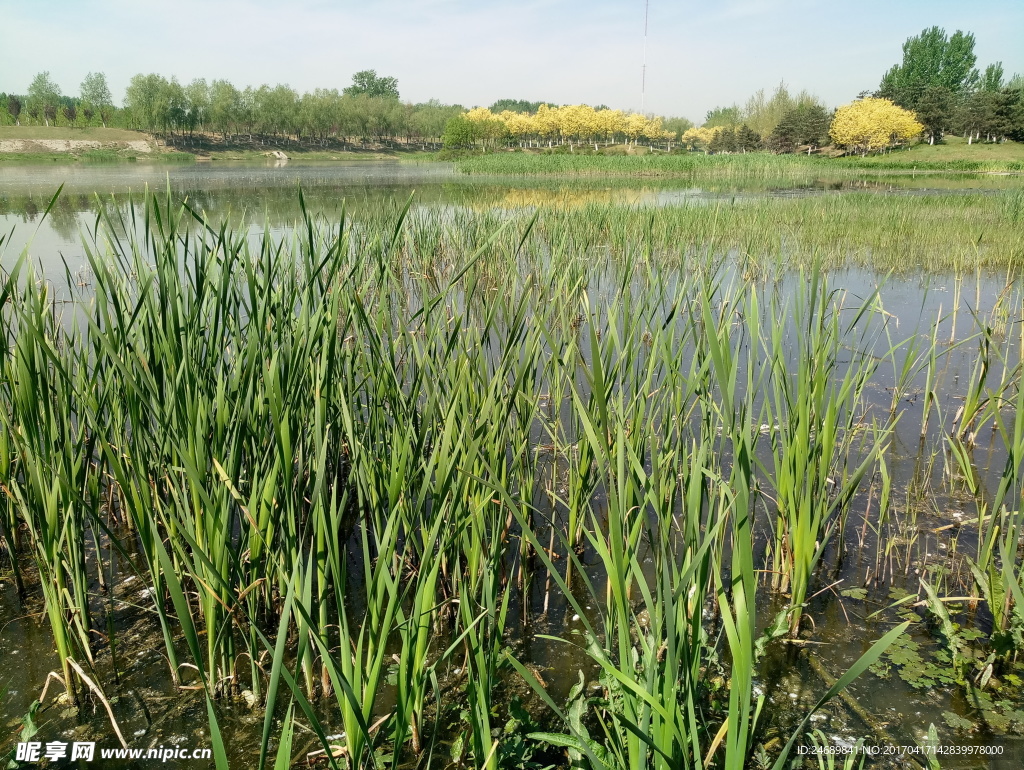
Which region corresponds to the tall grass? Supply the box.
[0,188,1017,767]
[454,151,1024,177]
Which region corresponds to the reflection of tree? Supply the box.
[48,196,81,242]
[23,198,39,221]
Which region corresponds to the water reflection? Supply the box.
[3,160,1022,265]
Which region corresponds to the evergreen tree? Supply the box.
[709,126,738,153]
[767,103,830,153]
[914,86,953,144]
[7,96,22,126]
[736,124,762,152]
[953,90,1016,143]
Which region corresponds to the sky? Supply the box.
[2,0,1022,121]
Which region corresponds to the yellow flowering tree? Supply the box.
[499,110,534,145]
[463,106,508,149]
[624,112,650,144]
[829,98,923,155]
[453,104,683,150]
[680,126,720,153]
[598,109,627,144]
[642,116,666,142]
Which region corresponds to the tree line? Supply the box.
[1,70,693,152]
[1,70,463,146]
[4,29,1023,157]
[877,27,1023,145]
[2,71,114,129]
[443,105,692,150]
[691,28,1023,155]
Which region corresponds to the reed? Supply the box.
[0,186,1018,768]
[454,152,1024,178]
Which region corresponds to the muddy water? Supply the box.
[2,162,1024,768]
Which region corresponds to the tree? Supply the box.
[741,83,823,138]
[343,70,399,100]
[661,116,694,142]
[262,84,299,138]
[27,71,62,126]
[1005,89,1024,142]
[62,104,77,128]
[878,27,979,109]
[768,103,831,153]
[624,112,650,144]
[209,80,241,138]
[124,73,170,132]
[680,126,719,153]
[704,105,741,128]
[913,86,953,144]
[736,124,762,152]
[710,126,739,153]
[829,97,923,155]
[442,115,477,148]
[981,62,1005,92]
[597,108,626,145]
[489,99,550,114]
[184,79,210,135]
[410,100,462,143]
[80,72,113,127]
[7,96,21,126]
[462,107,507,149]
[957,89,1017,143]
[164,78,188,135]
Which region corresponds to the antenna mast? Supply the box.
[641,0,649,113]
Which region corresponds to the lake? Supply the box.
[2,160,1024,769]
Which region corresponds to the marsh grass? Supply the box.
[455,151,1024,177]
[0,187,1020,768]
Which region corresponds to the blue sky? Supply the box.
[2,0,1022,120]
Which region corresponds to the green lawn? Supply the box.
[0,125,150,141]
[861,135,1024,164]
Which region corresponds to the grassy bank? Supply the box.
[0,125,442,163]
[0,126,148,141]
[846,134,1024,166]
[0,125,193,163]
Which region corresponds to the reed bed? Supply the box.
[0,189,1022,769]
[360,190,1024,273]
[454,152,1024,177]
